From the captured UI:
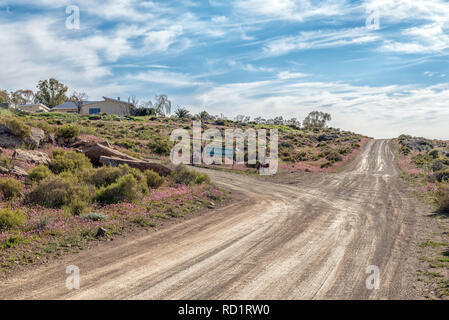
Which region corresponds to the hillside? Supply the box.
[0,109,367,272]
[396,134,449,299]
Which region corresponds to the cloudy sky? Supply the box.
[0,0,448,139]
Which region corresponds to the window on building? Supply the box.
[89,108,101,115]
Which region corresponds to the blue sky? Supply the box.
[0,0,448,138]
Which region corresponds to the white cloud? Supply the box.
[232,0,350,22]
[277,71,308,79]
[188,79,449,139]
[381,23,449,54]
[263,27,380,56]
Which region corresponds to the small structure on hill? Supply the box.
[53,97,134,116]
[16,103,50,113]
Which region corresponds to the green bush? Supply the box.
[94,174,143,204]
[55,124,80,141]
[194,173,210,185]
[0,208,26,230]
[144,170,165,189]
[66,199,88,216]
[412,154,432,168]
[436,169,449,183]
[429,149,440,159]
[171,165,210,185]
[401,145,410,155]
[28,165,52,183]
[0,156,12,169]
[148,136,172,156]
[0,177,24,200]
[437,187,449,213]
[338,147,351,155]
[326,150,343,162]
[50,149,92,174]
[2,116,30,138]
[89,166,125,187]
[25,176,89,208]
[83,213,107,221]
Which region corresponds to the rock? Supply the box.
[82,143,138,164]
[208,201,216,209]
[48,133,56,145]
[0,124,23,148]
[95,227,107,238]
[81,142,172,176]
[70,139,111,150]
[10,166,28,177]
[25,127,45,149]
[12,149,51,165]
[99,156,172,176]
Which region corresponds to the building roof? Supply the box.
[102,97,134,106]
[53,101,100,110]
[54,97,133,111]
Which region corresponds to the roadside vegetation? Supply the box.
[0,112,226,272]
[0,80,367,273]
[396,135,449,299]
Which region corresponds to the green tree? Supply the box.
[303,111,332,129]
[10,89,35,105]
[0,90,10,104]
[35,78,68,108]
[174,107,191,119]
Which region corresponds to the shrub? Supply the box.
[429,149,440,159]
[66,199,88,216]
[3,116,30,138]
[55,124,80,141]
[194,173,210,185]
[144,170,164,189]
[83,213,107,221]
[432,160,446,172]
[412,154,432,168]
[338,147,351,155]
[0,156,12,169]
[0,177,24,200]
[0,208,26,230]
[26,176,89,208]
[437,187,449,213]
[148,136,172,156]
[436,169,449,183]
[400,146,410,155]
[89,166,125,187]
[171,165,210,185]
[95,174,142,204]
[50,150,92,174]
[326,150,343,162]
[28,165,52,183]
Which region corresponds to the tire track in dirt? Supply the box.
[0,139,426,299]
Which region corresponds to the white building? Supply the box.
[53,97,134,115]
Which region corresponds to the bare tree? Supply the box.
[70,91,89,114]
[127,96,139,108]
[154,94,172,116]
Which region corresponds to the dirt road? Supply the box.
[0,139,427,299]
